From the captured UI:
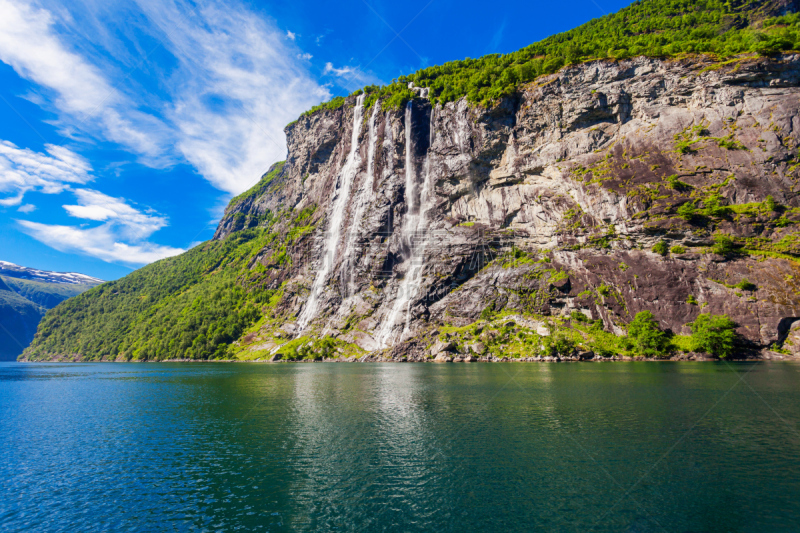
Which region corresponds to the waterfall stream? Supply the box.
[340,101,380,297]
[297,94,365,331]
[378,102,435,348]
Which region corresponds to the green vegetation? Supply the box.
[765,195,778,212]
[628,311,669,356]
[701,194,731,218]
[301,1,800,114]
[298,96,346,119]
[670,334,695,352]
[438,307,740,360]
[480,301,497,320]
[597,284,612,297]
[734,278,757,291]
[0,276,90,309]
[283,337,338,360]
[652,240,669,256]
[501,247,535,268]
[677,201,699,221]
[541,331,577,358]
[24,228,285,361]
[666,174,692,191]
[670,245,687,254]
[0,284,44,361]
[689,313,737,357]
[0,275,96,361]
[711,232,739,257]
[715,133,746,150]
[227,162,285,209]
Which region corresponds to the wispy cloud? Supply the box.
[484,20,507,54]
[0,140,92,206]
[322,62,382,89]
[19,189,183,265]
[0,0,337,268]
[136,0,330,193]
[0,0,330,195]
[0,0,171,161]
[19,220,184,265]
[63,189,167,239]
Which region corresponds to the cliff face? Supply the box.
[211,55,800,358]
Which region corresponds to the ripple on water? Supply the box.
[0,362,799,531]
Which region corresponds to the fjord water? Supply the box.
[1,363,799,532]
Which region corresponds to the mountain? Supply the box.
[0,261,103,287]
[0,262,102,361]
[21,0,800,362]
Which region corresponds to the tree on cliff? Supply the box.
[690,314,737,358]
[628,311,669,356]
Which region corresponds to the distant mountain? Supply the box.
[0,261,102,361]
[0,261,103,286]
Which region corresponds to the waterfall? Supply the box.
[297,94,365,331]
[340,100,380,296]
[377,102,434,348]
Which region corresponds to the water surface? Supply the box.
[1,362,799,532]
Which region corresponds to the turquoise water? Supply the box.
[1,362,799,532]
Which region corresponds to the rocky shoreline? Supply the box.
[23,350,800,363]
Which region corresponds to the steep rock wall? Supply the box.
[217,55,800,357]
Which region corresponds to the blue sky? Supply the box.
[0,0,631,281]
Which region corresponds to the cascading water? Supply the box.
[297,94,365,331]
[377,102,435,348]
[340,101,380,297]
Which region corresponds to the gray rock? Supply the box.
[212,55,800,355]
[783,321,800,356]
[430,340,455,356]
[469,342,487,355]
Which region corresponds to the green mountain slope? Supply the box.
[1,277,89,309]
[0,266,101,361]
[23,229,281,361]
[0,278,45,361]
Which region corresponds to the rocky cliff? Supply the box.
[203,54,800,360]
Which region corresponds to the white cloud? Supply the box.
[322,62,382,88]
[0,140,92,205]
[0,0,170,161]
[0,0,336,267]
[63,189,168,239]
[19,189,182,265]
[18,220,184,264]
[0,0,330,195]
[133,0,330,194]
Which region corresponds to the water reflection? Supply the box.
[1,362,799,532]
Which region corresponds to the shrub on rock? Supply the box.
[628,311,669,356]
[690,313,737,358]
